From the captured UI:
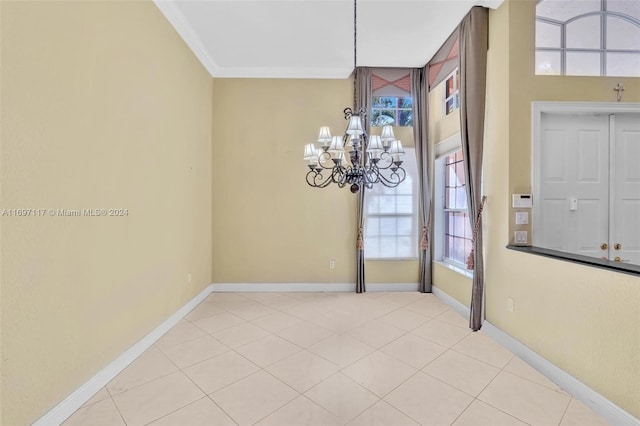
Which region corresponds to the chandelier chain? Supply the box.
[353,0,357,108]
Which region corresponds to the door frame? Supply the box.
[531,101,640,249]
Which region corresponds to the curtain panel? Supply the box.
[459,6,489,330]
[411,68,433,293]
[354,67,372,293]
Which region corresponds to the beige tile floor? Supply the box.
[63,292,610,426]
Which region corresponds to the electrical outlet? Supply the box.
[507,297,515,312]
[329,260,335,269]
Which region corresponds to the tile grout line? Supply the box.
[557,396,574,426]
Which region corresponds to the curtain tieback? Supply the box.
[420,226,430,250]
[467,195,488,271]
[357,227,364,251]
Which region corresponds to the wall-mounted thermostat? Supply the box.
[512,194,533,208]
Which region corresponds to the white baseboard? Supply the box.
[432,286,639,426]
[210,282,419,292]
[33,284,214,426]
[368,282,420,292]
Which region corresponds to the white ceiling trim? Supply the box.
[212,66,355,79]
[154,0,505,80]
[154,0,221,77]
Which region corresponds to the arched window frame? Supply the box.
[536,0,640,76]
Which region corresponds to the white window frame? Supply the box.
[535,0,640,76]
[371,96,414,127]
[434,133,473,277]
[443,68,459,117]
[364,147,419,260]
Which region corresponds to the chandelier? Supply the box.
[302,0,406,193]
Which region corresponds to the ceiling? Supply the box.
[154,0,503,79]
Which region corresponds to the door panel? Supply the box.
[612,113,640,265]
[535,113,610,258]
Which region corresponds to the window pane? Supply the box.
[366,217,379,236]
[399,98,413,108]
[396,177,412,195]
[536,51,562,75]
[367,238,380,258]
[397,237,413,257]
[464,239,472,263]
[453,237,466,264]
[446,164,455,186]
[371,111,395,127]
[536,20,561,48]
[456,188,467,210]
[397,217,412,236]
[379,237,396,257]
[465,213,472,239]
[453,212,466,238]
[396,195,412,213]
[607,16,640,50]
[446,212,455,235]
[445,235,453,257]
[378,195,396,214]
[373,97,397,108]
[607,0,640,21]
[446,76,455,97]
[606,53,640,77]
[396,195,412,214]
[446,188,456,209]
[455,162,466,186]
[379,217,396,236]
[566,51,602,76]
[399,110,413,126]
[446,98,455,115]
[536,0,600,21]
[566,16,601,49]
[367,195,380,214]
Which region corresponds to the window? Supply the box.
[535,0,640,76]
[365,148,418,259]
[434,140,472,269]
[444,69,459,116]
[371,97,413,127]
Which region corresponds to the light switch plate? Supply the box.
[514,231,528,244]
[515,212,529,225]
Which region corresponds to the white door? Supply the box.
[535,113,610,259]
[611,113,640,265]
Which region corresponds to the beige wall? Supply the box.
[482,0,640,417]
[428,70,473,304]
[0,2,213,424]
[212,79,419,284]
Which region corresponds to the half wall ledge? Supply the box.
[506,245,640,277]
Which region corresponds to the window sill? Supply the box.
[506,245,640,277]
[366,257,419,261]
[434,260,474,279]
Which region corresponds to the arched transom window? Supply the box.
[535,0,640,76]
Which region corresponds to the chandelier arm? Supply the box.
[372,152,396,170]
[317,151,337,170]
[307,169,333,188]
[331,165,348,186]
[375,166,407,188]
